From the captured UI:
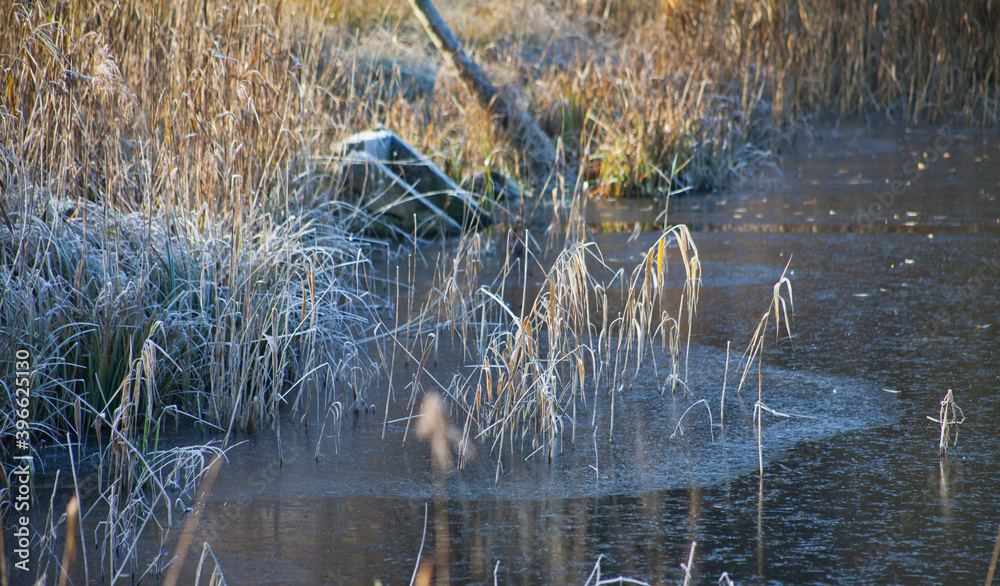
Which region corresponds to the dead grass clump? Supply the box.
[0,192,373,439]
[928,389,965,455]
[1,0,391,579]
[410,226,700,463]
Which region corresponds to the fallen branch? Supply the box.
[407,0,564,190]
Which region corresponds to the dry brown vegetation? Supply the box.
[1,0,998,581]
[2,0,995,446]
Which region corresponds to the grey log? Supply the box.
[407,0,562,191]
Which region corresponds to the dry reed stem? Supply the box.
[927,388,965,455]
[986,521,1000,586]
[163,453,224,586]
[56,496,79,586]
[735,259,794,476]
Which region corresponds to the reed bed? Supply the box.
[0,0,390,579]
[402,225,700,464]
[2,0,997,580]
[569,0,1000,126]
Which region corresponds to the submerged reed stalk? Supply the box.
[681,540,697,586]
[163,454,224,586]
[57,496,79,586]
[927,388,965,455]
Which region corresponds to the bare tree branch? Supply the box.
[407,0,563,190]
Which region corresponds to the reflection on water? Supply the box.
[583,124,1000,237]
[43,123,1000,584]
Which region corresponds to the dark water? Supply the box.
[39,122,1000,584]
